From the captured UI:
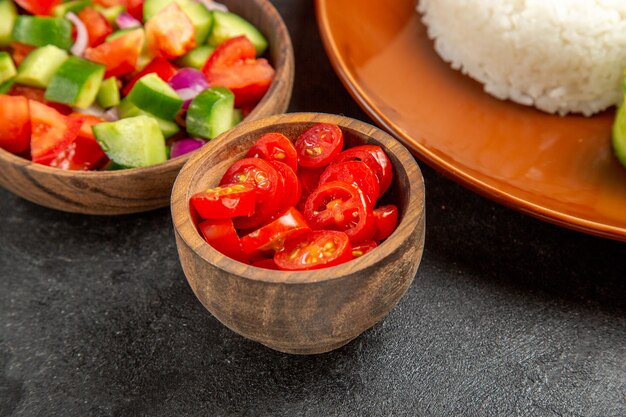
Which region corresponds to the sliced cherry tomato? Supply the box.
[9,84,72,115]
[270,161,301,213]
[15,0,59,15]
[146,3,196,60]
[274,230,353,271]
[122,57,177,96]
[84,28,145,78]
[10,42,35,67]
[29,101,82,166]
[241,207,310,255]
[190,183,256,220]
[351,240,378,258]
[246,133,298,172]
[251,258,280,270]
[304,180,375,243]
[220,157,284,230]
[373,204,399,242]
[78,7,113,48]
[198,219,249,264]
[297,166,324,208]
[295,123,343,168]
[202,36,275,107]
[319,160,379,207]
[333,145,393,196]
[0,95,30,155]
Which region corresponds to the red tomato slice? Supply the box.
[351,240,378,258]
[220,157,284,230]
[0,95,30,155]
[274,230,353,271]
[319,160,379,207]
[146,3,196,60]
[246,132,298,172]
[333,145,393,196]
[9,84,72,115]
[240,207,310,255]
[15,0,59,15]
[304,180,375,243]
[68,113,104,140]
[295,123,344,168]
[84,28,145,78]
[10,42,35,67]
[93,0,123,6]
[198,219,249,264]
[29,101,82,166]
[373,204,399,242]
[78,7,113,48]
[251,258,280,270]
[190,183,256,220]
[297,165,324,209]
[122,57,177,96]
[49,135,109,171]
[125,0,144,20]
[270,161,301,213]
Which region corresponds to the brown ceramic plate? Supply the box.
[316,0,626,241]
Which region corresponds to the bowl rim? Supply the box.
[0,0,294,180]
[171,112,426,285]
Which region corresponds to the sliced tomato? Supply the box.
[0,95,30,155]
[270,161,301,213]
[295,123,344,168]
[9,85,72,115]
[190,183,256,220]
[251,258,280,270]
[29,101,82,165]
[297,165,324,208]
[15,0,59,15]
[10,42,35,67]
[198,219,249,264]
[49,135,109,171]
[320,160,379,207]
[351,240,378,258]
[274,230,353,271]
[241,207,310,255]
[122,57,177,96]
[78,7,113,48]
[146,3,196,60]
[246,133,298,172]
[373,204,399,242]
[93,0,123,6]
[304,180,375,243]
[84,28,145,78]
[333,145,393,196]
[68,113,104,140]
[125,0,144,20]
[220,157,284,230]
[202,36,275,107]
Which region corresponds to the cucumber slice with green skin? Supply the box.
[0,78,13,94]
[14,45,68,88]
[0,52,16,85]
[208,11,268,56]
[45,57,106,109]
[175,45,215,69]
[52,0,91,17]
[117,98,180,138]
[612,102,626,169]
[93,115,167,168]
[93,5,125,23]
[12,16,73,50]
[232,108,243,126]
[0,0,17,48]
[186,87,235,139]
[97,77,121,109]
[143,0,214,45]
[126,73,183,120]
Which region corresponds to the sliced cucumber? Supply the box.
[0,51,16,85]
[97,77,121,109]
[612,102,626,168]
[126,73,183,120]
[208,11,268,56]
[143,0,214,45]
[52,0,91,17]
[175,45,215,69]
[93,116,167,168]
[0,78,13,94]
[93,5,125,23]
[45,57,106,109]
[15,45,68,88]
[12,16,73,50]
[186,87,235,139]
[0,0,18,48]
[117,98,180,138]
[232,108,243,126]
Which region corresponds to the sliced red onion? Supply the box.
[168,68,209,91]
[78,104,106,117]
[170,138,206,158]
[175,88,201,110]
[102,108,119,121]
[116,12,141,29]
[66,12,88,56]
[196,0,228,12]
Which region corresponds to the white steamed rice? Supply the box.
[418,0,626,116]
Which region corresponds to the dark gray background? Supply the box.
[1,1,625,416]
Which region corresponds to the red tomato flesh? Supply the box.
[274,230,353,271]
[29,101,82,166]
[351,240,378,258]
[246,132,298,172]
[122,57,177,96]
[241,207,310,255]
[333,145,393,196]
[198,219,249,264]
[47,113,109,171]
[10,42,35,67]
[190,183,256,220]
[15,0,59,15]
[295,123,344,168]
[373,204,399,242]
[146,3,196,60]
[270,161,301,213]
[78,7,113,48]
[320,160,379,207]
[251,258,280,270]
[10,85,72,115]
[0,95,30,155]
[84,28,145,78]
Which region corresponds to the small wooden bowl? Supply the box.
[171,113,426,354]
[0,0,294,215]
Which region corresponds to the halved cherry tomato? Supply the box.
[122,57,177,96]
[274,230,353,271]
[251,258,280,270]
[202,36,275,107]
[319,160,379,207]
[9,85,72,115]
[10,42,35,67]
[0,95,30,154]
[304,180,375,243]
[220,157,284,230]
[270,161,301,213]
[351,240,377,258]
[297,165,324,208]
[78,7,113,48]
[241,207,310,255]
[198,219,249,264]
[29,101,82,165]
[295,123,343,168]
[246,133,298,172]
[15,0,59,15]
[146,3,196,60]
[373,204,398,241]
[191,183,256,220]
[333,145,393,196]
[84,28,145,78]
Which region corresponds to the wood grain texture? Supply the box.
[172,113,426,354]
[0,0,294,215]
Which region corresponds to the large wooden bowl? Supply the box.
[171,113,426,354]
[0,0,294,215]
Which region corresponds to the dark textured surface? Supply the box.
[1,1,625,416]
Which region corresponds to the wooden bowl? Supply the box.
[0,0,294,215]
[171,113,426,354]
